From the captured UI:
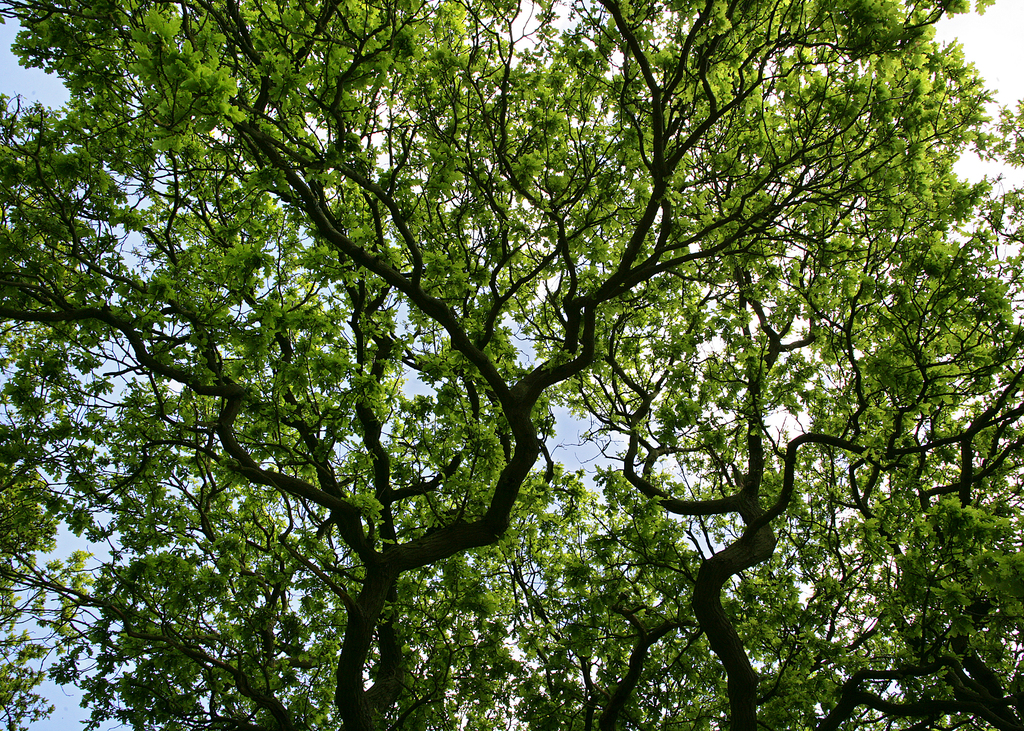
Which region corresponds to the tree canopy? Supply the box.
[1,0,1023,728]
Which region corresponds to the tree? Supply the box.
[0,468,58,731]
[0,0,1022,728]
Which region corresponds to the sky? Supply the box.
[932,2,1024,186]
[1,1,1023,729]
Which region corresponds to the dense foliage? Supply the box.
[1,0,1023,728]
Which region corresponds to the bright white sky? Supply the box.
[935,0,1024,109]
[933,1,1024,185]
[1,1,1022,728]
